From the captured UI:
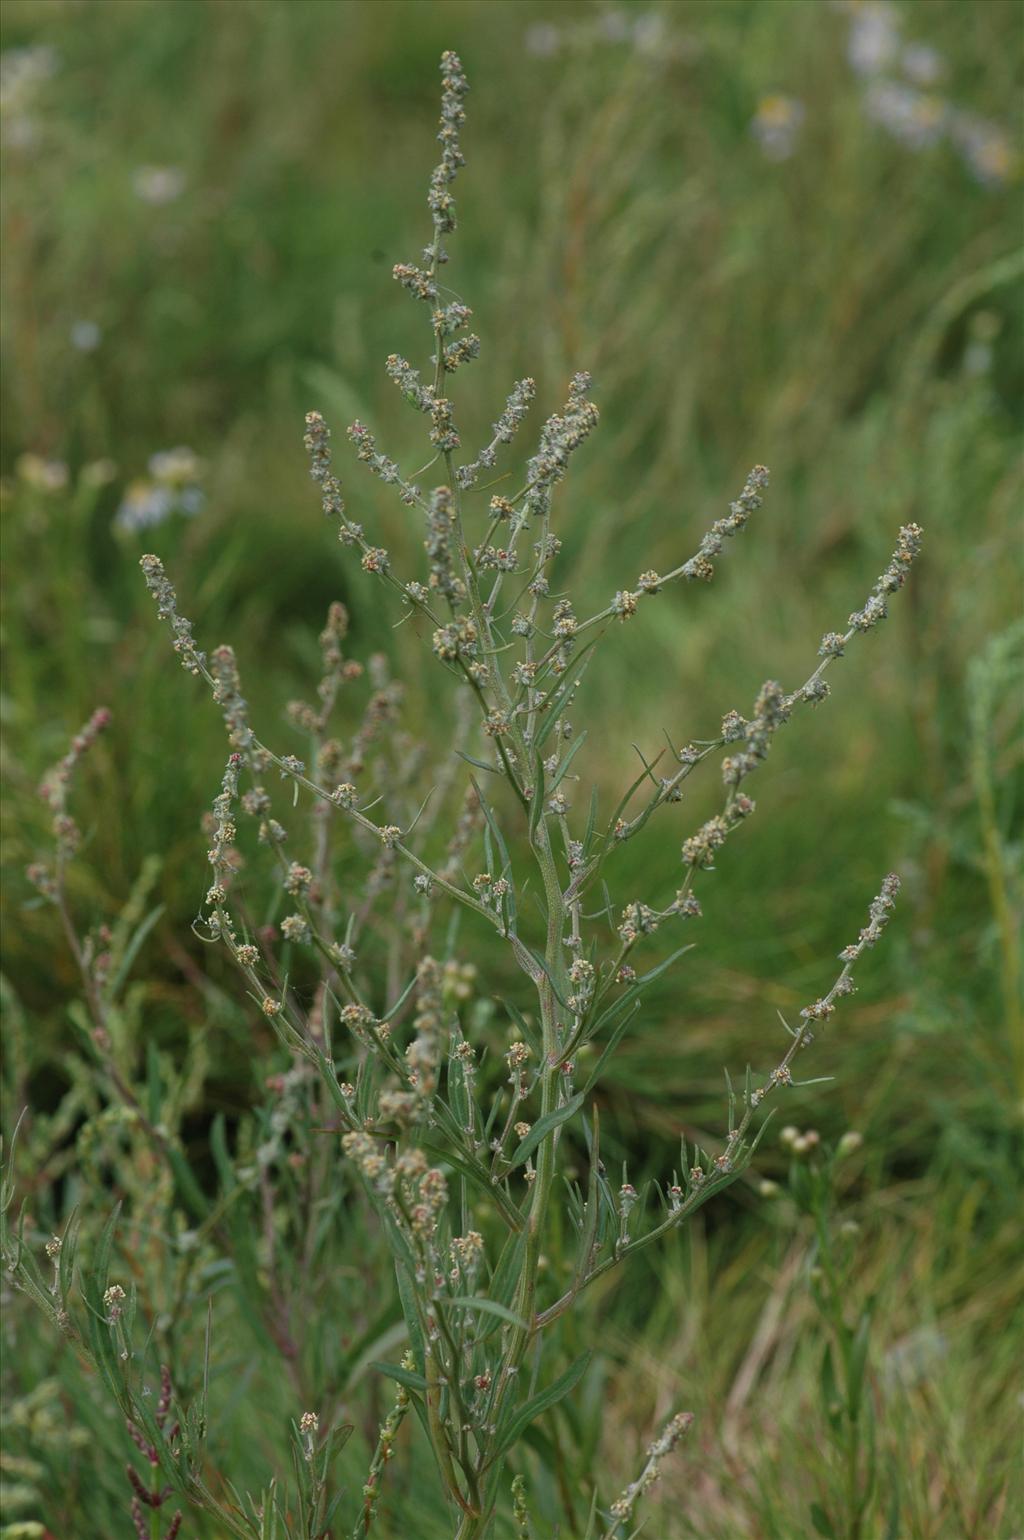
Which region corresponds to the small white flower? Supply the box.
[632,12,667,54]
[115,482,175,533]
[116,447,204,532]
[751,96,806,162]
[0,44,59,109]
[132,165,186,205]
[949,111,1014,187]
[864,81,946,151]
[70,320,102,352]
[598,11,631,43]
[16,454,69,492]
[901,42,944,86]
[846,2,899,77]
[149,446,202,486]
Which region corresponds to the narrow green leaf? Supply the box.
[472,776,514,881]
[58,1206,81,1300]
[394,1261,425,1372]
[499,997,541,1055]
[581,1005,639,1098]
[421,1136,523,1232]
[485,1226,529,1337]
[449,1296,528,1331]
[92,1200,122,1293]
[534,638,600,749]
[509,1092,585,1169]
[166,1143,210,1220]
[109,902,165,1000]
[820,1342,842,1432]
[848,1310,872,1420]
[636,944,697,989]
[746,1109,776,1159]
[549,729,588,792]
[312,1045,352,1116]
[146,1041,162,1128]
[883,1462,902,1540]
[380,970,419,1024]
[585,945,694,1043]
[575,1106,600,1285]
[604,760,657,846]
[528,748,546,845]
[370,1359,428,1394]
[491,1351,592,1461]
[517,942,570,1010]
[582,784,599,855]
[454,748,501,774]
[210,1113,235,1190]
[810,1502,836,1538]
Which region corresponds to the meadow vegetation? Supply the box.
[1,4,1021,1537]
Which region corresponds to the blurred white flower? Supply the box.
[962,311,1000,377]
[81,459,118,488]
[148,446,203,486]
[846,2,900,77]
[751,95,806,161]
[949,111,1015,187]
[963,339,993,376]
[532,7,678,61]
[116,447,204,531]
[901,42,945,87]
[598,10,632,43]
[132,165,186,205]
[4,116,37,149]
[837,1,1014,191]
[0,45,58,109]
[882,1326,947,1389]
[525,23,561,57]
[115,483,176,532]
[633,13,667,54]
[70,320,102,352]
[864,81,946,150]
[1,44,59,148]
[16,453,68,492]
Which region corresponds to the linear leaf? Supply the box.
[509,1092,585,1169]
[581,1005,639,1098]
[421,1137,523,1232]
[491,1352,592,1461]
[109,903,165,1000]
[449,1296,528,1331]
[534,638,600,749]
[370,1359,428,1394]
[549,730,588,793]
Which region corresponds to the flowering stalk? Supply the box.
[26,709,183,1168]
[353,1355,415,1540]
[601,1410,694,1539]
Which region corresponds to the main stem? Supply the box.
[453,815,565,1539]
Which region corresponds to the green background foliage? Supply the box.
[2,2,1021,1536]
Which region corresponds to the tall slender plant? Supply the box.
[6,49,921,1540]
